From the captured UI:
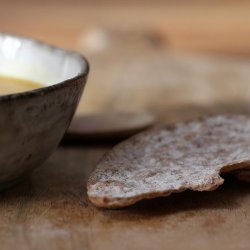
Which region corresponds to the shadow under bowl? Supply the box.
[0,33,89,189]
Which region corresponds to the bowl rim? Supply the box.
[0,32,89,102]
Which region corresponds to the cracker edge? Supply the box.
[87,161,250,209]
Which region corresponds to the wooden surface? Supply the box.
[1,146,250,250]
[0,1,250,249]
[2,0,250,55]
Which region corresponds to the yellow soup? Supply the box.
[0,75,43,95]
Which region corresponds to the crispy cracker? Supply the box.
[87,115,250,208]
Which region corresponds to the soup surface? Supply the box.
[0,75,43,95]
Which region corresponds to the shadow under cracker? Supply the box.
[101,176,250,221]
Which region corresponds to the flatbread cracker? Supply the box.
[65,111,155,141]
[87,115,250,208]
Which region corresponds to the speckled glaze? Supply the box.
[0,33,89,188]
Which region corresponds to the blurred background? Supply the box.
[2,0,250,122]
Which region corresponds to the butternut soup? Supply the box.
[0,75,43,95]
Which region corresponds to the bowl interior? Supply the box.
[0,33,87,86]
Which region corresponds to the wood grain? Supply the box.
[0,1,250,249]
[0,133,250,250]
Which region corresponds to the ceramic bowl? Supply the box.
[0,33,89,189]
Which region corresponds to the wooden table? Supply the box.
[0,1,250,249]
[0,145,249,250]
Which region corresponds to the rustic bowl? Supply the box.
[0,33,89,189]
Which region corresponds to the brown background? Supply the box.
[0,1,250,249]
[2,0,250,55]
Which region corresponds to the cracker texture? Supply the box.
[88,115,250,208]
